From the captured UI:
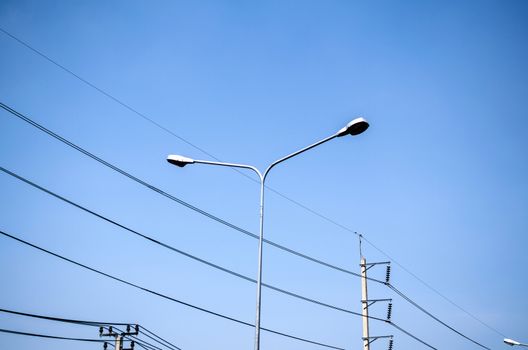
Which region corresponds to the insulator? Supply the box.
[126,325,131,332]
[104,342,108,350]
[108,326,113,334]
[135,324,139,333]
[99,326,103,335]
[388,339,393,350]
[385,265,391,283]
[387,303,393,320]
[131,341,135,349]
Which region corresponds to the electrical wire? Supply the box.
[0,327,108,343]
[0,308,180,350]
[0,230,442,350]
[0,228,345,350]
[0,26,507,340]
[0,228,449,350]
[388,284,491,350]
[388,322,437,350]
[139,326,182,350]
[108,326,169,350]
[0,26,495,350]
[134,329,181,350]
[0,164,486,348]
[0,307,130,327]
[0,96,502,348]
[0,101,365,279]
[0,162,491,349]
[0,165,383,318]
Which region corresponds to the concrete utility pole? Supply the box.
[115,335,123,350]
[361,256,371,350]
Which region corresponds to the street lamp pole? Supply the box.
[167,117,369,350]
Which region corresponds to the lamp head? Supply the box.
[337,117,369,137]
[167,154,195,167]
[504,339,521,346]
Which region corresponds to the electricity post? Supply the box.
[360,255,371,350]
[359,235,394,350]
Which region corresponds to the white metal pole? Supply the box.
[254,177,265,350]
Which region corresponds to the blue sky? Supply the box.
[0,1,527,349]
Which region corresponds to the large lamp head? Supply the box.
[337,117,369,137]
[167,154,195,167]
[504,339,521,346]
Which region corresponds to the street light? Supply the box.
[167,117,369,350]
[505,338,528,347]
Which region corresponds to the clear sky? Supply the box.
[0,1,527,350]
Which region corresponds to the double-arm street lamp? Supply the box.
[505,339,528,347]
[167,117,369,350]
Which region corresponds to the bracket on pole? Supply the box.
[361,298,392,310]
[362,335,394,349]
[361,261,390,271]
[100,326,118,338]
[120,325,139,336]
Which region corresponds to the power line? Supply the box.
[0,307,130,327]
[0,26,496,350]
[0,137,492,350]
[0,169,491,350]
[0,168,445,350]
[135,328,181,350]
[388,322,437,350]
[0,308,182,350]
[109,326,172,350]
[0,327,108,343]
[388,284,491,350]
[0,27,506,340]
[0,229,438,350]
[0,228,345,350]
[0,101,362,280]
[0,309,167,350]
[139,326,182,350]
[0,165,383,317]
[0,26,210,157]
[0,166,492,350]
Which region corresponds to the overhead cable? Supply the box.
[0,327,108,343]
[0,164,487,349]
[140,326,182,350]
[0,228,438,349]
[0,308,180,350]
[0,27,507,340]
[388,284,491,350]
[0,307,129,326]
[0,101,361,279]
[388,322,437,350]
[0,165,383,318]
[108,326,170,350]
[0,228,345,350]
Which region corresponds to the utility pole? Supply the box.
[358,234,394,350]
[115,335,123,350]
[361,255,371,350]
